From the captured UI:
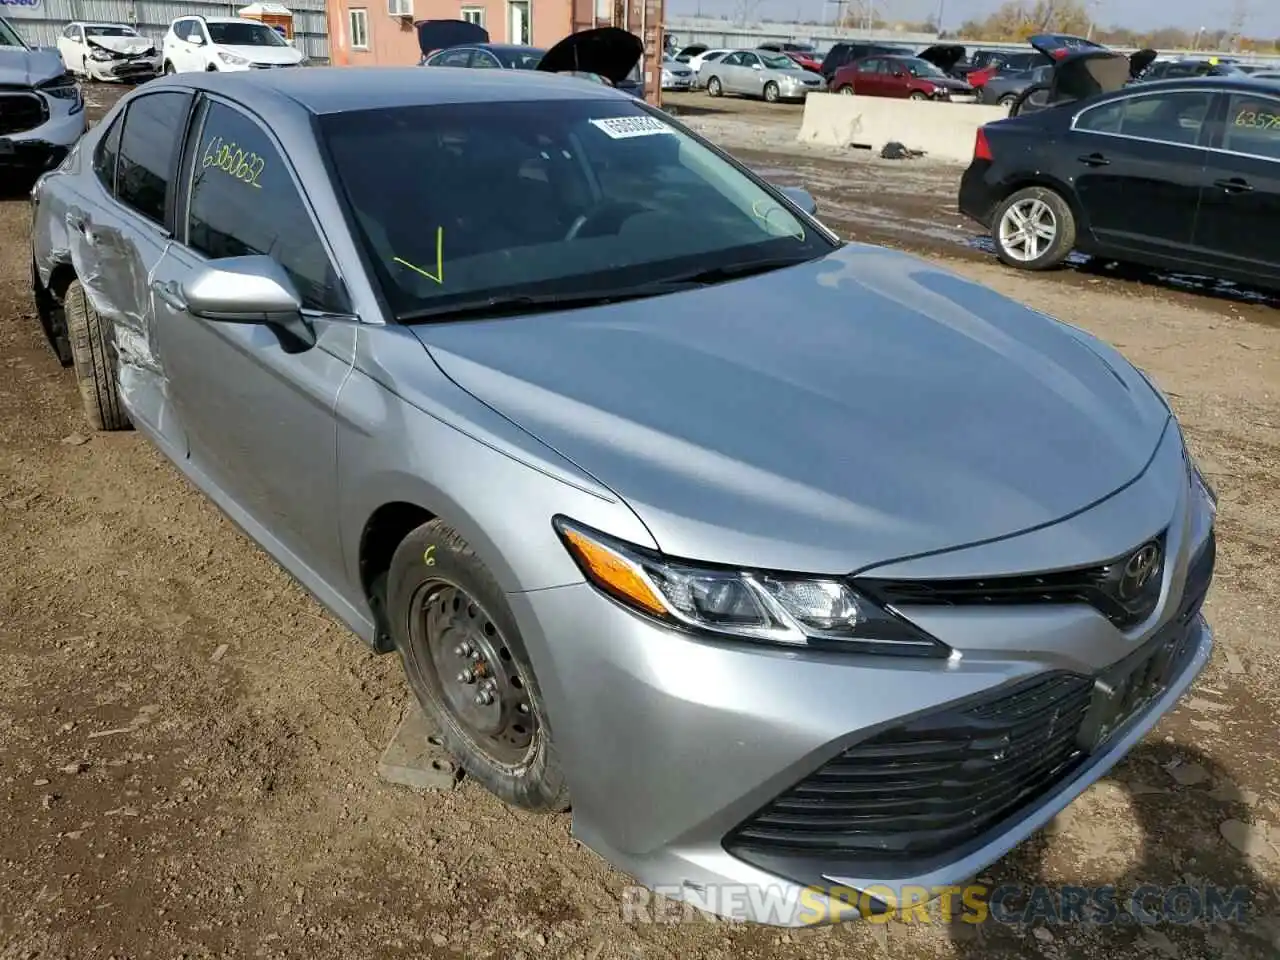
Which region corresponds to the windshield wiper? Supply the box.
[655,254,818,287]
[395,282,698,324]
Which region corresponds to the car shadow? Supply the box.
[938,742,1278,957]
[0,172,40,202]
[658,101,731,118]
[1074,257,1280,310]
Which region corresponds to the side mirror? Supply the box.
[893,70,907,78]
[751,62,763,70]
[189,34,205,45]
[181,256,316,350]
[779,185,818,217]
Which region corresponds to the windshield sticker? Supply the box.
[201,135,265,189]
[588,116,676,140]
[393,227,445,285]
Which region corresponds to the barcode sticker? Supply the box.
[588,116,675,139]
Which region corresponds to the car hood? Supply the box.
[218,43,302,63]
[87,35,155,55]
[1050,49,1136,100]
[536,27,642,85]
[415,18,489,57]
[931,75,973,91]
[410,244,1170,573]
[917,44,965,72]
[1027,32,1107,61]
[0,46,65,86]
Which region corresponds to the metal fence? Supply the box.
[4,0,330,61]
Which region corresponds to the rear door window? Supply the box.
[115,90,194,226]
[1076,91,1215,145]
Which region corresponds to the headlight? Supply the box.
[554,517,950,657]
[218,51,249,66]
[38,74,82,106]
[89,48,115,61]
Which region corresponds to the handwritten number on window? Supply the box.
[1234,109,1280,130]
[201,134,266,188]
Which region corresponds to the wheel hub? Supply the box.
[419,583,535,765]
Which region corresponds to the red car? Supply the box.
[783,50,823,73]
[831,54,974,100]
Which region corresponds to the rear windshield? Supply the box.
[320,99,834,319]
[207,22,288,46]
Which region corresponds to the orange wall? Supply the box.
[328,0,572,67]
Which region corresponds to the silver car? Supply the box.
[1,16,87,176]
[702,49,826,102]
[29,67,1216,926]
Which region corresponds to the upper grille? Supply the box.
[0,92,48,137]
[725,671,1095,862]
[856,532,1169,631]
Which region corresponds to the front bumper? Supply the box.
[0,91,86,171]
[85,55,163,81]
[507,429,1215,926]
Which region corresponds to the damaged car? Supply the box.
[1008,35,1156,117]
[0,15,86,176]
[30,65,1215,927]
[58,22,163,83]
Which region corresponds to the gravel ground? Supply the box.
[0,82,1277,960]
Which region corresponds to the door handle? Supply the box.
[150,279,188,311]
[1213,177,1253,193]
[1077,153,1110,167]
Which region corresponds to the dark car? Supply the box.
[1008,39,1157,117]
[978,63,1054,108]
[1140,58,1247,81]
[916,44,969,78]
[966,35,1106,90]
[831,54,974,101]
[819,41,913,81]
[414,18,489,63]
[423,43,545,70]
[958,75,1280,291]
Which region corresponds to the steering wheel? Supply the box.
[564,200,650,240]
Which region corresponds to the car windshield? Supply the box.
[0,17,26,48]
[760,53,795,70]
[496,47,543,69]
[85,25,138,37]
[319,99,834,321]
[207,22,288,46]
[903,58,945,78]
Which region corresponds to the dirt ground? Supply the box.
[0,84,1277,960]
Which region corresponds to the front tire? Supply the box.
[706,76,722,97]
[763,81,780,103]
[909,91,927,101]
[64,280,130,431]
[991,186,1077,272]
[163,60,176,75]
[839,84,854,95]
[388,519,570,813]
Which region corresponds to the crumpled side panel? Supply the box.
[64,204,164,378]
[32,196,71,288]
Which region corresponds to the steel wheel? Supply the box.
[997,197,1058,263]
[410,580,536,769]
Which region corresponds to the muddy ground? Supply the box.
[0,84,1277,960]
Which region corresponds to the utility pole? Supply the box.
[1227,0,1248,52]
[825,0,848,28]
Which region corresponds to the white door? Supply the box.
[58,26,85,74]
[507,2,530,45]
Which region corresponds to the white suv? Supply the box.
[162,16,304,73]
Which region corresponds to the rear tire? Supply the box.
[763,81,780,103]
[991,186,1077,272]
[839,84,854,95]
[706,76,722,97]
[909,91,927,101]
[388,518,570,813]
[64,280,130,431]
[998,93,1017,109]
[163,60,176,75]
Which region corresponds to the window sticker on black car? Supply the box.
[1233,108,1280,130]
[588,116,674,139]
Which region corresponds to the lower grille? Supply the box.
[0,92,48,137]
[725,672,1095,861]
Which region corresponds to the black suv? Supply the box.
[819,41,913,80]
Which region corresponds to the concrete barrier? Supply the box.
[797,93,1009,164]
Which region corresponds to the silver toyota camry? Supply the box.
[29,65,1216,926]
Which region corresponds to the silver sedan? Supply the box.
[701,48,826,102]
[29,66,1215,926]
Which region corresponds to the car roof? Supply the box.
[142,66,628,116]
[75,21,135,27]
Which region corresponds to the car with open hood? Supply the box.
[701,48,826,102]
[1008,36,1157,117]
[535,25,644,96]
[58,22,163,83]
[29,62,1215,928]
[0,15,86,176]
[978,62,1054,109]
[831,53,974,101]
[916,43,970,78]
[966,34,1106,91]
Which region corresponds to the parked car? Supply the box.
[831,54,974,101]
[537,27,645,98]
[1008,39,1156,117]
[818,40,913,82]
[978,63,1054,109]
[161,16,305,73]
[660,54,693,90]
[1138,57,1247,81]
[415,18,489,63]
[960,74,1280,292]
[0,15,86,176]
[683,48,730,84]
[29,59,1216,928]
[966,35,1105,90]
[759,41,817,54]
[58,22,163,83]
[702,49,826,102]
[673,43,707,62]
[422,43,546,70]
[915,44,969,78]
[778,49,823,74]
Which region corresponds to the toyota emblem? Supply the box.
[1119,542,1162,600]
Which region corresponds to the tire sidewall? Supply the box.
[707,76,721,96]
[764,81,779,102]
[992,187,1076,271]
[387,520,568,812]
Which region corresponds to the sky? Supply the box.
[669,0,1280,38]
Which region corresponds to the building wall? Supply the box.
[4,0,332,60]
[328,0,570,67]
